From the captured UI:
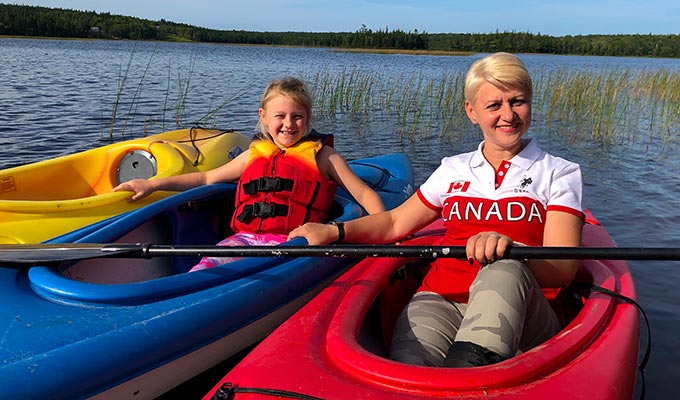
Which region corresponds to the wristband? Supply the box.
[330,221,345,243]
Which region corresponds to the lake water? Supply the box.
[2,38,679,398]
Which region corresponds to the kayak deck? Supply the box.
[0,128,250,243]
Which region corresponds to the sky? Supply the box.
[8,0,680,36]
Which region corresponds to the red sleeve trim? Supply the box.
[547,204,585,220]
[416,188,441,212]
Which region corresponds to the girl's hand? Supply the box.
[112,179,154,202]
[466,231,513,265]
[287,222,338,245]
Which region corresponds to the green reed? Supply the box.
[308,67,376,116]
[106,48,240,137]
[195,87,249,127]
[172,51,197,127]
[106,44,137,139]
[537,66,680,151]
[120,43,158,135]
[106,50,679,155]
[307,65,680,153]
[307,68,470,142]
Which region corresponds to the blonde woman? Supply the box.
[289,53,584,368]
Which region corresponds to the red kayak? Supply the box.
[203,211,640,399]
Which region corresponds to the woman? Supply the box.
[288,53,585,368]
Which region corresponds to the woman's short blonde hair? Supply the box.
[464,52,532,105]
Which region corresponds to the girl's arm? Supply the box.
[202,148,250,184]
[320,147,385,214]
[113,149,250,202]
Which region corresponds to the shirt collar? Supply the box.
[470,138,540,170]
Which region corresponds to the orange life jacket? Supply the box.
[231,132,337,235]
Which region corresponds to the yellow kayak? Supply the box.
[0,128,251,244]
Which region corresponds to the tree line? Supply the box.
[1,4,678,58]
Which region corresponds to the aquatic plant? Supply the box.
[105,50,679,155]
[106,44,137,139]
[105,48,241,137]
[306,65,680,153]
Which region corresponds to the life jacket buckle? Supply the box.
[251,201,275,216]
[257,177,280,191]
[243,177,294,194]
[251,202,289,217]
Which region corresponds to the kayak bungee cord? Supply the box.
[177,126,236,144]
[212,382,324,400]
[575,282,650,400]
[189,125,204,166]
[184,125,238,166]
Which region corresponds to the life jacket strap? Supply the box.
[236,202,289,222]
[242,177,295,194]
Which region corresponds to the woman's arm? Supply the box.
[288,194,440,245]
[529,210,584,288]
[465,210,583,288]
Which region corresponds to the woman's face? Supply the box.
[259,95,308,148]
[465,81,531,152]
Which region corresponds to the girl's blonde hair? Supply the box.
[255,77,313,141]
[464,52,532,105]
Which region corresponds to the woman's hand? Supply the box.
[466,231,513,265]
[288,222,338,245]
[112,179,155,202]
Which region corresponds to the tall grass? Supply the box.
[306,68,470,142]
[106,50,679,154]
[104,48,243,138]
[309,67,376,116]
[536,67,680,153]
[107,44,137,139]
[306,66,680,152]
[120,43,159,136]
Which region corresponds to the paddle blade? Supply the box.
[0,243,147,264]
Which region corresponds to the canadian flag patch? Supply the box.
[448,180,470,193]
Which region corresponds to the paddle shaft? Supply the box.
[137,244,680,260]
[2,243,680,264]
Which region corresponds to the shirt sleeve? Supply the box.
[547,162,585,219]
[416,163,447,211]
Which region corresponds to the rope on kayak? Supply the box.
[212,382,324,400]
[189,125,203,166]
[182,125,239,166]
[574,282,651,400]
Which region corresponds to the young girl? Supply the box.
[113,77,385,271]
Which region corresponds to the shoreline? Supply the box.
[0,35,475,56]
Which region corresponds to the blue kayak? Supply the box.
[0,153,415,400]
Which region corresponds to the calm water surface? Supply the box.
[1,38,679,398]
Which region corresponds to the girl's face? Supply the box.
[259,95,308,149]
[465,81,531,153]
